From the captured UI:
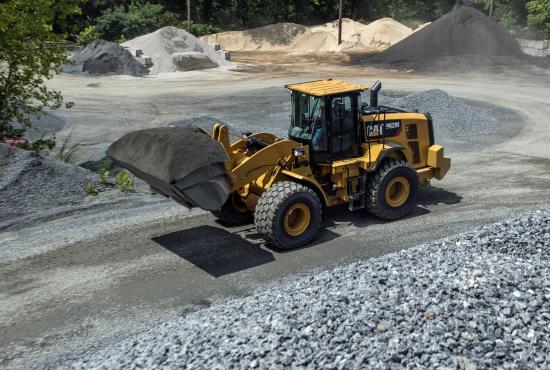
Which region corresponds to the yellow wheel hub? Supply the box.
[283,203,311,237]
[385,176,410,207]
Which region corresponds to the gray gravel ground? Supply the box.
[0,144,97,225]
[71,209,550,369]
[164,88,518,150]
[379,89,515,144]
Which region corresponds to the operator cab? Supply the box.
[286,79,366,163]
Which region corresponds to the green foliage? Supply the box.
[47,0,550,43]
[99,167,110,184]
[53,133,81,163]
[0,0,77,141]
[116,170,135,193]
[86,182,98,196]
[177,21,224,37]
[77,25,100,45]
[527,0,550,38]
[26,137,56,152]
[95,1,166,41]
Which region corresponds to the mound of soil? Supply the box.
[372,7,522,64]
[201,22,308,51]
[122,27,229,74]
[200,18,411,52]
[66,39,148,76]
[0,145,97,225]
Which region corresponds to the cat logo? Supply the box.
[366,120,402,138]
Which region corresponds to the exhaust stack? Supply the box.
[370,80,382,108]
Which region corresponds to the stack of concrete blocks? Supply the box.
[209,43,231,61]
[517,38,549,58]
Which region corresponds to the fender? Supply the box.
[367,144,406,172]
[281,169,328,217]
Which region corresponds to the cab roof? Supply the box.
[285,79,367,97]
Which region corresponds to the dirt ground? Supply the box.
[1,55,550,368]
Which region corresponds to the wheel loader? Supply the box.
[107,79,450,249]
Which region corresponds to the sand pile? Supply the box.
[200,17,412,52]
[201,22,308,51]
[123,26,230,74]
[65,39,148,76]
[372,7,523,64]
[357,18,413,50]
[0,144,97,225]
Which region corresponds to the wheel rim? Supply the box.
[283,203,311,237]
[385,176,410,207]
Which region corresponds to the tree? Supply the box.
[527,0,550,38]
[0,0,78,141]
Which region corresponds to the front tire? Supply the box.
[367,158,419,220]
[254,181,322,250]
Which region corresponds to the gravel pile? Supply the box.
[372,7,523,65]
[65,39,148,76]
[122,27,229,74]
[0,144,97,226]
[72,210,550,369]
[379,89,498,140]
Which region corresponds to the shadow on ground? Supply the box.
[153,186,461,276]
[152,225,274,277]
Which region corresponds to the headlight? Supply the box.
[293,147,305,156]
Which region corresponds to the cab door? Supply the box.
[327,93,360,161]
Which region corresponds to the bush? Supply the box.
[91,2,224,42]
[53,133,81,163]
[86,182,98,196]
[77,25,100,45]
[95,1,165,41]
[177,21,224,37]
[116,170,135,193]
[527,0,550,39]
[0,0,75,143]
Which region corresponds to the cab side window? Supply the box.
[330,95,356,156]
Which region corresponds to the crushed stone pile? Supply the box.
[71,209,550,369]
[200,17,412,52]
[379,89,498,140]
[0,144,97,226]
[122,26,230,74]
[65,39,148,76]
[372,7,523,64]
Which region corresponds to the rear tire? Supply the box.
[367,158,419,220]
[254,181,322,250]
[211,193,253,226]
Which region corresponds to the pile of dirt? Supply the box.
[106,126,229,209]
[201,22,308,51]
[65,39,148,76]
[0,145,97,225]
[122,26,230,74]
[200,17,412,52]
[372,7,523,65]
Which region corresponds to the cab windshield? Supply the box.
[289,92,327,151]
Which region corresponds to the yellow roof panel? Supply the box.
[285,79,367,97]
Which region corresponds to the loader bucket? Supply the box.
[106,126,232,210]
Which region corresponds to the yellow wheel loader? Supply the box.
[108,80,450,249]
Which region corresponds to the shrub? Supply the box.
[53,134,81,163]
[86,182,98,196]
[0,0,75,142]
[77,25,100,45]
[95,1,164,41]
[116,170,135,193]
